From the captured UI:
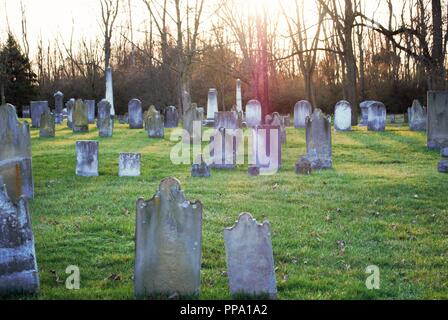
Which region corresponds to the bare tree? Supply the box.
[100,0,120,70]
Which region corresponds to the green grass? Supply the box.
[25,121,447,300]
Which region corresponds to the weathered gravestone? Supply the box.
[295,156,312,175]
[266,112,286,144]
[105,67,115,117]
[54,91,64,114]
[210,128,237,169]
[146,110,165,138]
[76,141,99,177]
[302,109,332,169]
[246,100,262,128]
[144,106,158,130]
[191,154,211,178]
[294,100,313,129]
[39,110,55,138]
[129,99,143,129]
[84,100,96,124]
[165,106,178,128]
[206,88,219,121]
[73,99,89,133]
[0,185,39,296]
[334,100,352,131]
[134,178,202,298]
[66,99,75,129]
[236,79,243,113]
[183,102,203,143]
[251,125,282,175]
[0,104,34,202]
[409,99,427,132]
[215,111,239,130]
[224,213,277,299]
[427,91,448,149]
[119,153,141,177]
[97,99,113,137]
[359,101,377,126]
[22,105,30,119]
[367,102,387,132]
[30,101,49,128]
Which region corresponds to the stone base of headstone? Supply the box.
[119,153,141,177]
[248,166,260,177]
[191,155,211,178]
[438,160,448,173]
[295,157,312,175]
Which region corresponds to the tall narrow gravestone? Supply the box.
[165,106,178,128]
[206,88,219,121]
[251,125,282,175]
[304,109,332,169]
[367,102,387,132]
[427,91,448,149]
[224,213,277,299]
[105,67,115,117]
[334,100,352,131]
[39,110,55,138]
[294,100,313,129]
[84,100,96,124]
[236,79,243,113]
[76,141,99,177]
[146,110,165,138]
[129,99,143,129]
[246,100,262,128]
[210,128,237,169]
[30,101,49,128]
[0,185,39,296]
[73,99,89,133]
[97,100,113,137]
[0,104,34,202]
[119,153,141,177]
[134,178,203,298]
[409,100,427,132]
[66,99,75,129]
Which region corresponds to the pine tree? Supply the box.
[0,33,37,106]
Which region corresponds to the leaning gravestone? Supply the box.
[294,100,313,129]
[427,91,448,149]
[76,141,99,177]
[146,110,165,138]
[224,213,277,299]
[73,99,89,133]
[367,102,387,132]
[165,106,178,128]
[409,99,427,132]
[246,100,262,128]
[84,100,96,124]
[129,99,143,129]
[119,153,141,177]
[0,185,39,296]
[191,154,211,178]
[215,112,239,130]
[66,99,75,129]
[334,100,352,131]
[0,104,34,202]
[39,110,55,138]
[210,128,237,169]
[251,125,282,175]
[302,109,332,169]
[97,99,113,137]
[30,101,49,128]
[135,178,203,298]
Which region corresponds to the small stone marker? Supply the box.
[76,141,99,177]
[165,106,178,128]
[73,99,89,133]
[30,101,49,128]
[84,100,96,124]
[191,154,211,178]
[0,185,39,296]
[129,99,143,129]
[334,100,352,131]
[224,213,277,299]
[119,153,141,177]
[246,100,262,128]
[427,91,448,149]
[294,100,313,128]
[135,178,203,298]
[248,166,260,177]
[409,100,427,132]
[39,110,55,138]
[97,99,113,137]
[367,102,387,132]
[295,156,312,175]
[303,109,332,169]
[438,160,448,173]
[441,147,448,158]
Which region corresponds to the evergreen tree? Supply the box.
[0,33,37,106]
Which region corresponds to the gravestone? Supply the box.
[66,99,75,129]
[84,100,96,124]
[22,105,30,119]
[295,156,312,175]
[438,160,448,173]
[251,125,282,175]
[427,91,448,149]
[118,113,129,124]
[54,91,64,114]
[191,154,211,178]
[135,178,203,298]
[73,99,89,133]
[146,110,165,138]
[266,112,286,144]
[207,88,218,120]
[119,153,141,177]
[215,112,239,129]
[294,100,313,129]
[97,99,113,137]
[359,101,377,126]
[282,114,291,127]
[409,100,427,132]
[183,103,203,143]
[224,213,277,299]
[129,99,143,129]
[246,100,262,128]
[39,110,55,138]
[334,100,352,131]
[442,147,448,158]
[105,67,115,117]
[390,114,396,124]
[0,186,39,296]
[165,106,178,128]
[236,79,243,113]
[76,141,99,177]
[367,102,387,132]
[302,109,332,169]
[210,128,237,169]
[0,104,34,202]
[30,101,49,128]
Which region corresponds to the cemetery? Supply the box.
[0,0,447,303]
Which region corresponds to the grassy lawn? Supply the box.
[26,120,447,300]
